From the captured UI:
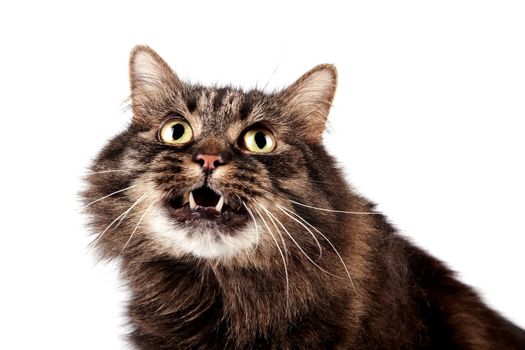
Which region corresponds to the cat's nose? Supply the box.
[194,154,225,171]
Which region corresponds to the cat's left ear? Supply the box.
[129,45,182,123]
[279,64,337,143]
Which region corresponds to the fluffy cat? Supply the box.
[82,45,525,349]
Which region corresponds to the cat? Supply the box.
[82,45,525,349]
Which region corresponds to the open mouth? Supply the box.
[166,186,249,226]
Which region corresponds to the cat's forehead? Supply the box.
[181,86,267,130]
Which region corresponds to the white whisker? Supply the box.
[289,200,380,215]
[93,190,152,245]
[275,203,323,260]
[253,204,290,314]
[262,61,280,92]
[119,197,159,255]
[242,202,260,249]
[86,169,135,175]
[115,191,152,227]
[278,205,359,296]
[82,184,138,209]
[259,204,289,262]
[274,206,345,280]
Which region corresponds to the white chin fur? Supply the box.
[145,204,258,259]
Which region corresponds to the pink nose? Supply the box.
[195,154,224,171]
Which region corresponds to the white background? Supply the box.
[1,1,524,349]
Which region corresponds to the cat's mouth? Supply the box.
[165,186,249,226]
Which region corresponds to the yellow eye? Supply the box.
[159,119,193,145]
[243,128,276,153]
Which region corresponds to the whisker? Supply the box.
[252,203,290,314]
[85,169,135,175]
[82,184,138,209]
[278,205,359,296]
[289,199,381,215]
[92,190,152,246]
[120,197,160,255]
[275,203,323,260]
[234,193,247,213]
[242,201,260,249]
[262,61,280,92]
[259,204,289,262]
[274,206,345,280]
[115,190,156,228]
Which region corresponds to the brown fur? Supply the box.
[82,45,525,349]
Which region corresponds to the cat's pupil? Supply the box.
[254,131,267,149]
[171,124,185,140]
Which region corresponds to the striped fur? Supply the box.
[82,46,525,349]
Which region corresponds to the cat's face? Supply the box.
[83,46,342,262]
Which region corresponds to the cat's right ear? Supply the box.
[129,45,182,123]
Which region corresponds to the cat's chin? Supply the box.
[145,202,257,259]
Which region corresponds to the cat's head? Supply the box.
[83,45,351,263]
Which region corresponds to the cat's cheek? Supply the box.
[144,204,259,259]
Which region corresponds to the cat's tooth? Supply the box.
[182,192,189,205]
[215,196,224,212]
[189,191,197,209]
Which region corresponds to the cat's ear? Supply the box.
[279,64,337,143]
[129,45,182,122]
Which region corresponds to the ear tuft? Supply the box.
[280,64,337,143]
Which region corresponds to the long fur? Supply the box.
[82,46,525,349]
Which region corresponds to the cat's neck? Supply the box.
[123,245,367,347]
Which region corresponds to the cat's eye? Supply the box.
[242,128,276,153]
[159,118,193,145]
